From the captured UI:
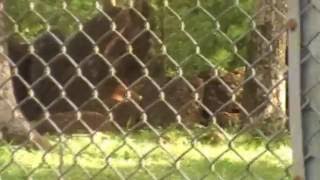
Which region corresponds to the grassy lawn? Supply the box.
[0,128,292,180]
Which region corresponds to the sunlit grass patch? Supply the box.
[0,128,292,180]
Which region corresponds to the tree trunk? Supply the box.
[241,0,287,134]
[0,0,51,149]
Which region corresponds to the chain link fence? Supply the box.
[295,0,320,179]
[0,0,293,179]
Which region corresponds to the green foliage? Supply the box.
[150,0,255,75]
[5,0,96,38]
[5,0,255,74]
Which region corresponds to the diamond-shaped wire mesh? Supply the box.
[0,0,292,179]
[299,0,320,179]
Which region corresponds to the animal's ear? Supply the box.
[132,0,149,18]
[7,36,29,63]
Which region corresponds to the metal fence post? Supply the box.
[299,0,320,179]
[288,0,305,179]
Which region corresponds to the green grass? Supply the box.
[0,129,292,180]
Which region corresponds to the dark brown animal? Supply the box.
[137,76,206,128]
[8,0,151,133]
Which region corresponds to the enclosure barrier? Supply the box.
[295,0,320,179]
[0,0,307,179]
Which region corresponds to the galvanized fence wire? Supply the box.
[299,0,320,179]
[0,0,292,179]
